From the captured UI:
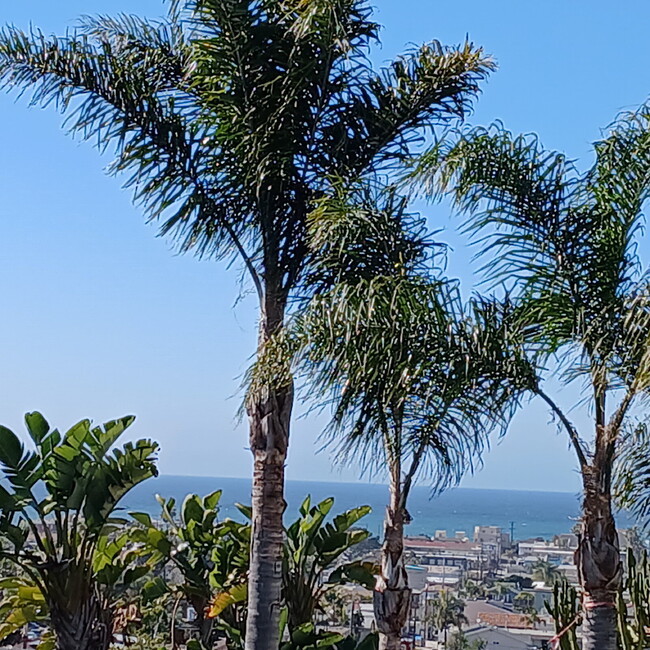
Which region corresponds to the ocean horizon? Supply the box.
[123,475,633,540]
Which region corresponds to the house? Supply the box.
[516,539,574,565]
[404,536,483,569]
[463,600,513,626]
[464,626,547,650]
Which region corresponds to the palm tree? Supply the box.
[0,5,493,647]
[531,559,561,587]
[430,590,468,647]
[446,631,486,650]
[300,187,531,650]
[460,579,486,600]
[513,591,535,614]
[413,103,650,650]
[0,412,158,650]
[489,581,513,601]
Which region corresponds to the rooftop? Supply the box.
[404,537,480,552]
[477,611,533,629]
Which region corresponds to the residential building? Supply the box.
[464,625,555,650]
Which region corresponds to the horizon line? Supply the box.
[151,473,580,496]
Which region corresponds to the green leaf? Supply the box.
[182,494,204,526]
[62,419,91,450]
[24,412,49,445]
[142,577,170,603]
[208,583,248,618]
[299,495,312,517]
[0,484,15,511]
[130,511,154,528]
[203,489,222,511]
[37,636,56,650]
[282,623,344,650]
[0,425,24,468]
[186,641,208,650]
[279,606,289,640]
[123,565,152,585]
[91,416,136,456]
[327,560,377,590]
[235,503,252,520]
[0,576,48,641]
[143,526,173,555]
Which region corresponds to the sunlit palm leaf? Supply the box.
[411,108,650,387]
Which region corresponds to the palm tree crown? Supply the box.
[0,2,493,312]
[0,3,494,648]
[412,103,650,650]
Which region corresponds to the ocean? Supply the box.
[122,475,633,540]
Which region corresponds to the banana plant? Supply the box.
[212,495,377,639]
[138,493,375,646]
[0,412,158,650]
[279,623,378,650]
[0,574,49,646]
[281,496,376,633]
[130,491,250,649]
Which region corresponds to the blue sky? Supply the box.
[1,1,649,492]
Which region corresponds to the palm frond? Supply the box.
[304,181,441,295]
[408,100,650,491]
[330,41,495,177]
[299,188,535,491]
[411,112,650,389]
[0,1,493,312]
[614,422,650,531]
[412,124,576,292]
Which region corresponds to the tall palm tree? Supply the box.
[0,4,493,648]
[413,104,650,650]
[300,186,531,649]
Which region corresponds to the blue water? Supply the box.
[122,475,633,540]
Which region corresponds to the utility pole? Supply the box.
[423,588,429,646]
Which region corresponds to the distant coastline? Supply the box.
[124,475,633,540]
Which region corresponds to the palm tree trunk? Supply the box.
[374,481,411,650]
[245,291,293,650]
[576,469,622,650]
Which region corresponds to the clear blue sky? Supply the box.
[1,1,649,492]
